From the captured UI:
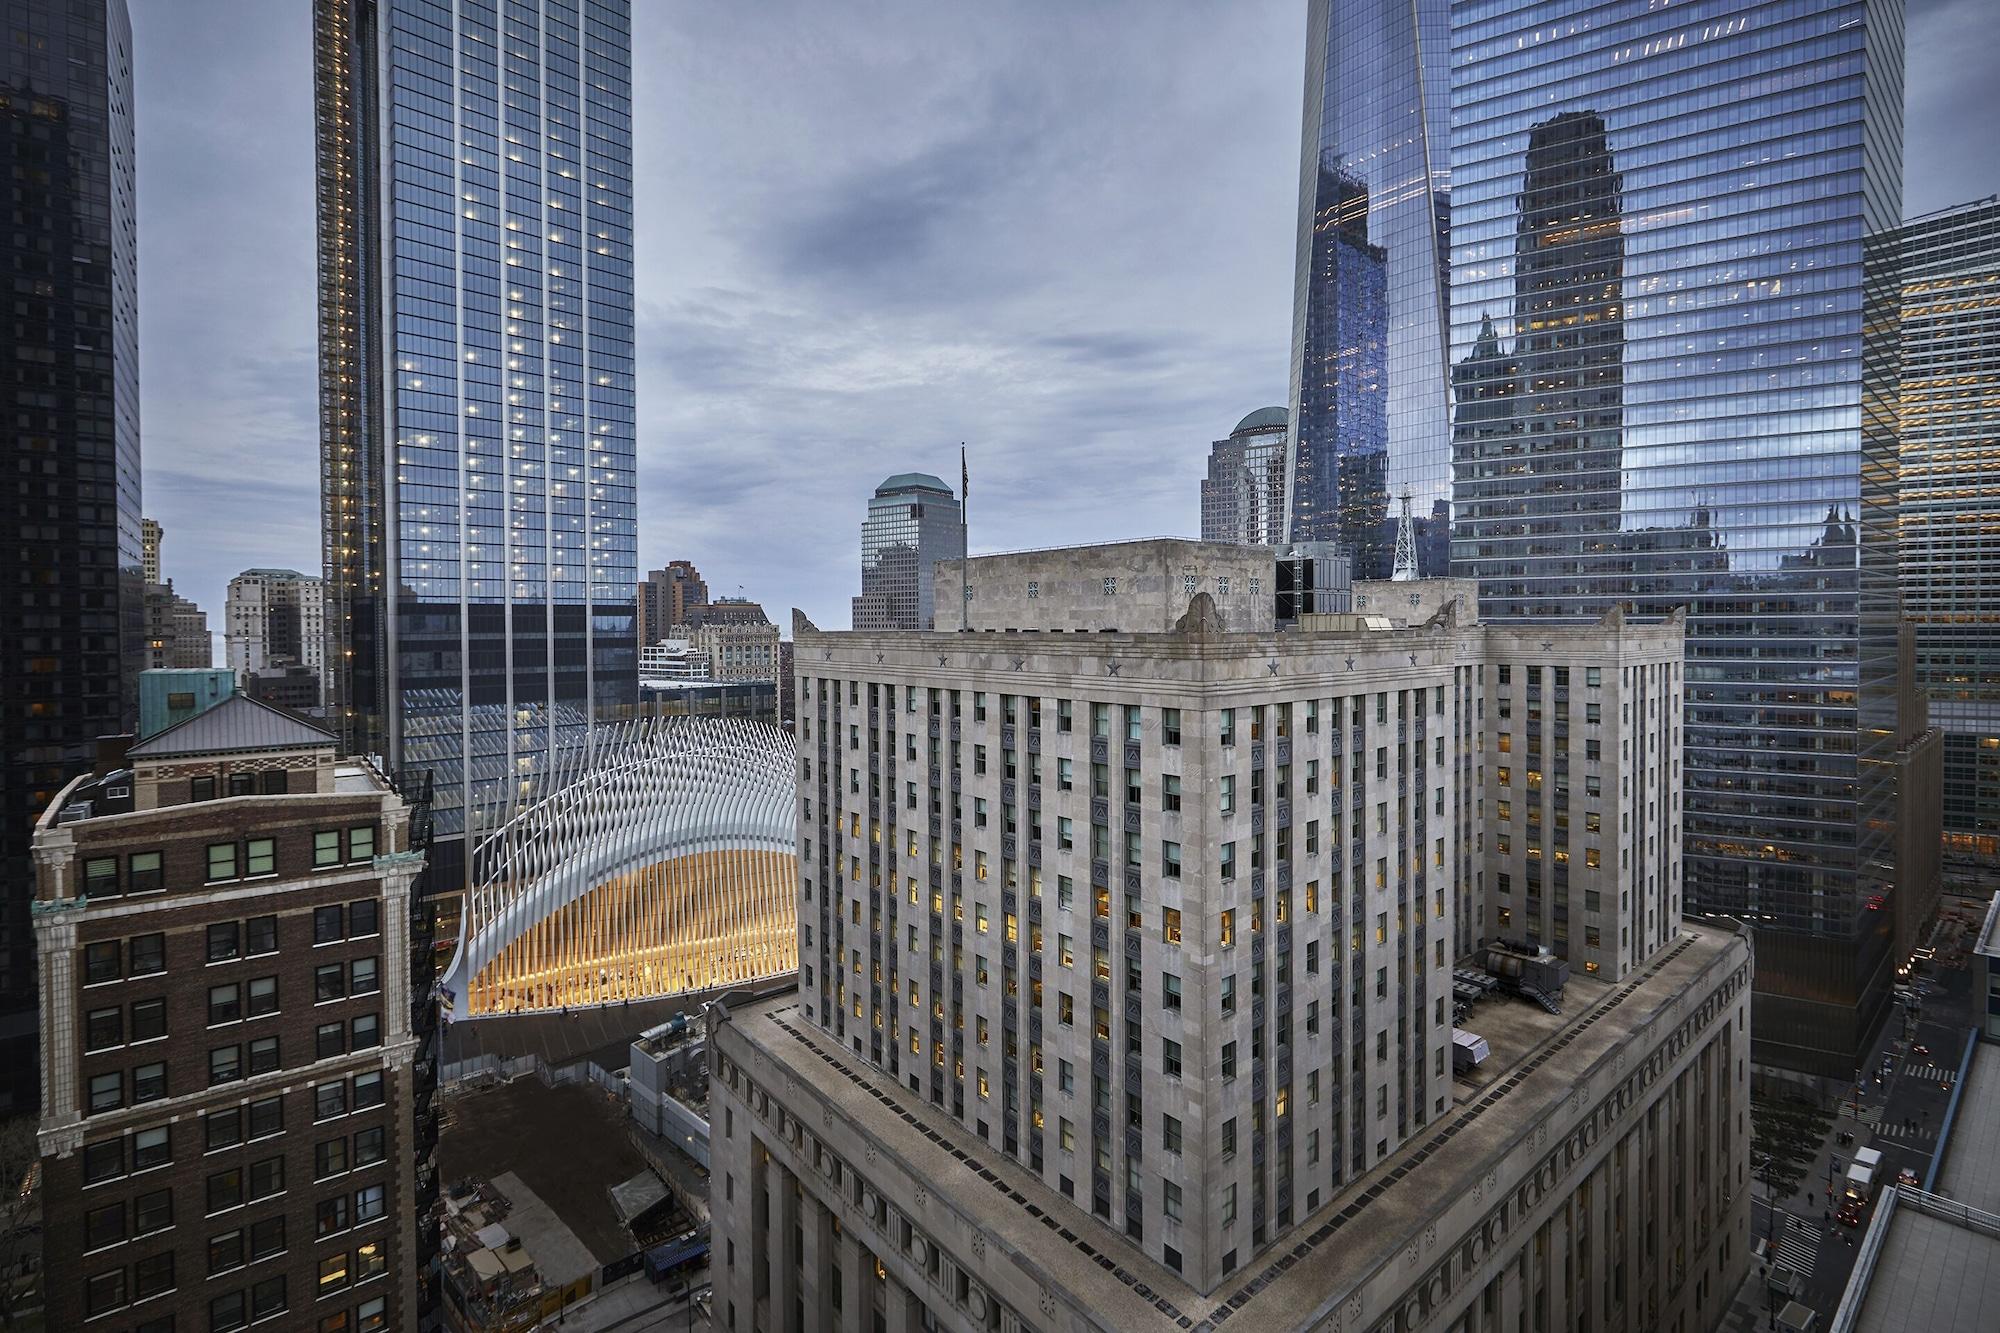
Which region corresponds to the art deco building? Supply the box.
[32,694,428,1332]
[638,560,710,647]
[1284,0,1451,579]
[1199,408,1289,548]
[707,540,1745,1330]
[313,0,639,890]
[1447,0,1909,1079]
[0,0,140,1114]
[852,473,966,631]
[1899,196,2000,872]
[226,568,328,705]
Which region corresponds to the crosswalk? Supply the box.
[1875,1120,1934,1141]
[1771,1216,1820,1277]
[1904,1062,1954,1083]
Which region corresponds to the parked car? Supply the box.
[1896,1168,1920,1189]
[1837,1200,1866,1227]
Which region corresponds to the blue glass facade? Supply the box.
[317,0,638,860]
[1285,0,1453,580]
[1447,0,1906,1073]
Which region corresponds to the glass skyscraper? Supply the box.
[1284,0,1453,580]
[1899,197,2000,869]
[314,0,638,885]
[851,473,965,631]
[0,0,138,1113]
[1448,0,1907,1074]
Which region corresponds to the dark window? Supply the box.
[227,772,257,798]
[248,1214,284,1260]
[348,899,380,937]
[83,1138,123,1184]
[211,1290,247,1332]
[166,691,195,710]
[315,963,346,1003]
[261,770,288,795]
[207,1166,243,1213]
[132,1250,174,1299]
[84,941,120,984]
[313,905,344,945]
[248,1096,283,1139]
[352,1071,383,1109]
[86,1006,122,1050]
[246,975,278,1017]
[84,1269,125,1316]
[128,851,163,893]
[353,1125,385,1167]
[316,1022,345,1060]
[245,915,277,955]
[207,922,241,963]
[135,1317,174,1333]
[210,1228,244,1274]
[206,1108,243,1151]
[132,1126,170,1171]
[350,956,379,995]
[354,1183,386,1223]
[88,1071,122,1113]
[210,1045,242,1086]
[248,1155,284,1199]
[129,933,164,975]
[84,1200,125,1249]
[84,857,118,897]
[131,998,167,1041]
[132,1062,166,1103]
[134,1188,172,1234]
[314,1081,347,1120]
[251,1274,287,1318]
[315,1137,348,1179]
[209,982,241,1025]
[316,1195,349,1237]
[351,1013,380,1050]
[247,1036,280,1075]
[190,775,217,802]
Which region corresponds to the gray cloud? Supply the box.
[137,1,1997,635]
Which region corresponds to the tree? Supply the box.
[0,1117,38,1330]
[1750,1095,1832,1221]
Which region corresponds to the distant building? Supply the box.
[1199,408,1288,547]
[638,639,709,685]
[225,568,327,701]
[638,560,710,647]
[141,517,162,586]
[247,664,326,716]
[777,639,796,728]
[142,582,211,671]
[32,693,427,1332]
[852,472,965,630]
[702,595,770,626]
[679,619,779,682]
[638,678,779,726]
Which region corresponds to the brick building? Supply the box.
[32,694,428,1333]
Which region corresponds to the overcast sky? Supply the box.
[135,0,2000,638]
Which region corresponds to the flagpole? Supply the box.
[959,443,969,632]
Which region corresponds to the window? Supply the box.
[316,963,347,1004]
[316,1196,350,1238]
[245,838,275,876]
[210,1045,243,1086]
[207,1166,244,1214]
[246,915,277,955]
[249,1215,285,1261]
[314,831,341,867]
[212,1290,248,1332]
[316,1138,348,1179]
[353,1126,385,1167]
[190,775,217,802]
[248,975,279,1017]
[1162,906,1183,944]
[249,1095,283,1139]
[83,1138,124,1184]
[1162,708,1181,745]
[133,1126,170,1171]
[357,1297,387,1333]
[1222,1041,1237,1079]
[262,770,288,795]
[211,1228,245,1275]
[86,1006,123,1051]
[1102,577,1117,596]
[248,1155,283,1199]
[229,773,257,798]
[85,1269,126,1317]
[208,921,241,963]
[85,1200,126,1250]
[84,857,118,897]
[252,1275,287,1318]
[1162,774,1181,812]
[347,826,375,861]
[210,982,242,1025]
[133,1062,166,1103]
[85,940,121,984]
[1220,842,1235,880]
[315,1082,348,1121]
[1162,974,1181,1011]
[348,899,379,937]
[1163,1038,1182,1079]
[134,1187,171,1234]
[1164,1180,1184,1222]
[207,842,238,881]
[88,1071,122,1113]
[316,1022,346,1060]
[123,933,162,976]
[124,849,165,895]
[207,1108,243,1152]
[314,905,344,945]
[350,957,379,995]
[352,1071,384,1110]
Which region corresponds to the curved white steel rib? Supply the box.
[440,715,798,1015]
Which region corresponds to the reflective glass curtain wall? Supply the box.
[0,0,138,1113]
[316,0,638,863]
[1899,198,2000,867]
[1285,0,1453,580]
[851,474,965,631]
[1448,0,1905,1074]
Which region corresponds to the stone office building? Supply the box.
[706,540,1745,1331]
[32,694,425,1333]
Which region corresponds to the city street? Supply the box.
[1737,900,1985,1324]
